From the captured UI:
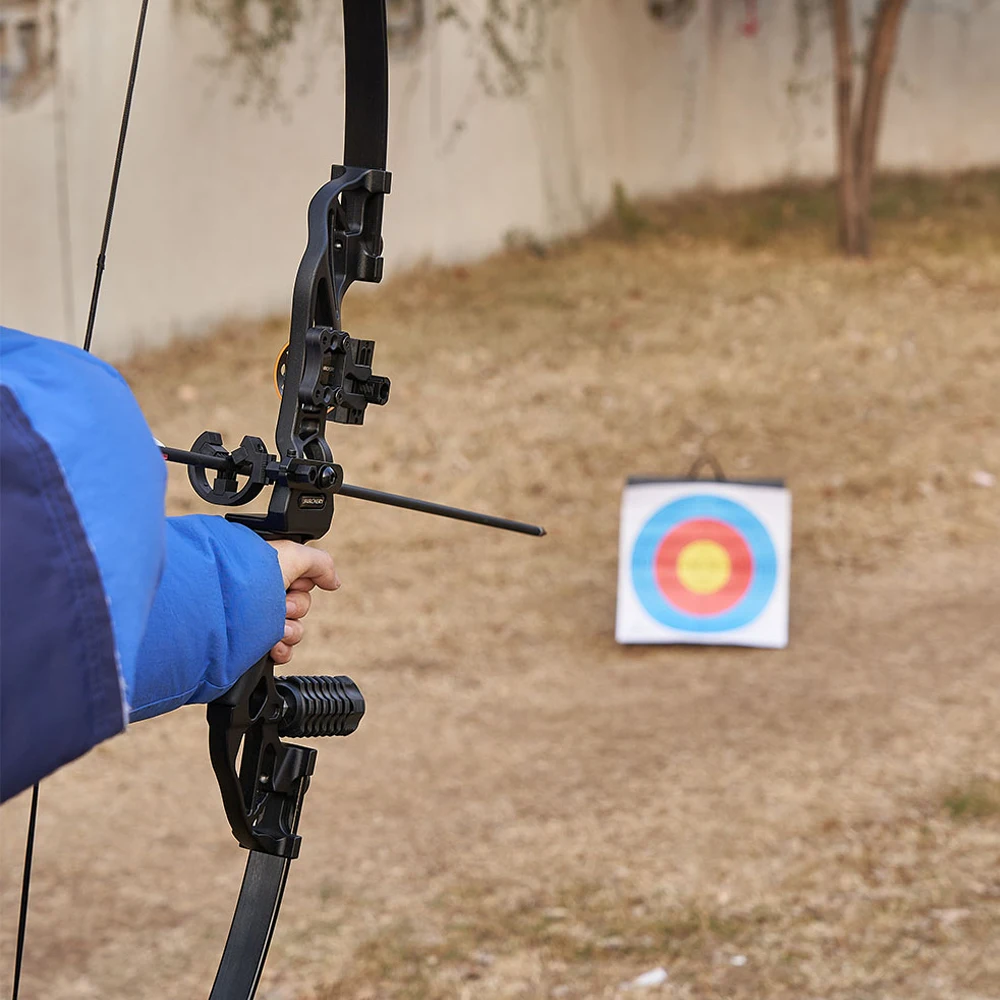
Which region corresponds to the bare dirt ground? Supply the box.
[2,174,999,999]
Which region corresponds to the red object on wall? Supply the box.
[741,0,759,37]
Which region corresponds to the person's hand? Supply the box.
[266,540,341,665]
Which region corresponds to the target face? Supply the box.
[617,481,790,647]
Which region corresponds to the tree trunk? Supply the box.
[830,0,859,253]
[853,0,909,255]
[829,0,910,256]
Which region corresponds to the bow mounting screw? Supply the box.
[289,464,319,485]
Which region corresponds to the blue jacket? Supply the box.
[0,327,285,802]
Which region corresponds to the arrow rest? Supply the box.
[187,432,271,507]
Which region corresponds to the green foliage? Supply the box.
[188,0,329,108]
[322,879,778,998]
[611,181,649,240]
[189,0,561,108]
[944,779,1000,821]
[599,170,1000,256]
[437,0,558,97]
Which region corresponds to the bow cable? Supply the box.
[12,2,150,996]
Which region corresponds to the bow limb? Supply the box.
[208,833,297,1000]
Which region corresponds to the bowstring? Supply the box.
[52,2,76,340]
[10,785,38,1000]
[12,2,150,995]
[84,0,150,353]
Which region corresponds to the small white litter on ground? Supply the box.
[626,966,669,989]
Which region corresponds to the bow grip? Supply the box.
[276,675,365,738]
[208,657,366,857]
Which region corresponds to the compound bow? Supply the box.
[12,2,543,998]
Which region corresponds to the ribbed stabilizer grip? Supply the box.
[275,675,365,738]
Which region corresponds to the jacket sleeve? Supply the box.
[0,327,284,801]
[128,516,285,722]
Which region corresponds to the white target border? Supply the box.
[615,479,792,648]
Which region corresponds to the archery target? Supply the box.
[616,480,791,647]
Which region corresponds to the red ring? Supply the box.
[654,518,753,616]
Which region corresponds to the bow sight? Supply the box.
[166,157,540,541]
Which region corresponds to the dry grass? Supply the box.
[1,173,999,999]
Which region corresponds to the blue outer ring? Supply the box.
[630,496,777,632]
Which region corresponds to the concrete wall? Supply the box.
[2,0,999,358]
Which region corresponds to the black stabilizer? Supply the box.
[276,675,365,738]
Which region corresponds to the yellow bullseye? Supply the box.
[676,539,731,595]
